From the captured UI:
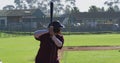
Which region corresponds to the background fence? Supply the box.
[0,18,120,38]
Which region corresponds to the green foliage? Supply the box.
[71,7,80,13]
[107,7,115,12]
[88,5,99,12]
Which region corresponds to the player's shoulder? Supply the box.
[35,29,48,32]
[34,29,49,37]
[34,29,48,34]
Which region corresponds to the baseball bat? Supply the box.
[50,1,54,63]
[50,1,54,23]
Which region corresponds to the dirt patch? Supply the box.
[58,46,120,59]
[63,46,120,51]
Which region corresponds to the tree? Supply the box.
[113,5,120,12]
[71,7,80,13]
[104,0,120,12]
[63,0,76,14]
[37,0,48,15]
[14,0,23,9]
[88,6,106,12]
[14,0,38,9]
[36,0,65,16]
[88,5,99,12]
[54,1,64,16]
[65,0,76,7]
[57,3,64,14]
[26,0,38,9]
[11,0,77,15]
[64,5,71,14]
[106,7,115,12]
[101,7,105,12]
[3,5,15,10]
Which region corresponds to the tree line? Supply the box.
[2,0,76,16]
[2,0,120,16]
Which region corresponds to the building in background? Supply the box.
[0,9,45,31]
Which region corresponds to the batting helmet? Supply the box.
[48,20,64,28]
[48,20,64,33]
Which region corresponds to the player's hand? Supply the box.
[49,26,55,36]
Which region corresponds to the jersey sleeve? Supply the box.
[56,35,64,49]
[34,29,48,41]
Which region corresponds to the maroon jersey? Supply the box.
[35,32,64,63]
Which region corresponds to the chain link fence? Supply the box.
[0,17,120,38]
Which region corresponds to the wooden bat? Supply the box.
[50,1,54,23]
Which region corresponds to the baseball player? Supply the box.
[34,21,64,63]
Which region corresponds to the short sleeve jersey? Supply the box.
[35,31,64,63]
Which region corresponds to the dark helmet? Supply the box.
[48,20,64,33]
[48,20,64,28]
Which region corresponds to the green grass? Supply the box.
[61,50,120,63]
[0,34,120,63]
[64,34,120,46]
[0,36,39,63]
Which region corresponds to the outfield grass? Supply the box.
[0,36,38,63]
[0,34,120,63]
[61,50,120,63]
[64,34,120,46]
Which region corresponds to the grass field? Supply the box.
[0,34,120,63]
[61,50,120,63]
[64,34,120,46]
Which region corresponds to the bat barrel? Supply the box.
[50,1,54,23]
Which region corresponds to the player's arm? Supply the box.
[51,35,63,47]
[49,26,63,47]
[34,29,48,39]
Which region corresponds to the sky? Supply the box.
[0,0,109,12]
